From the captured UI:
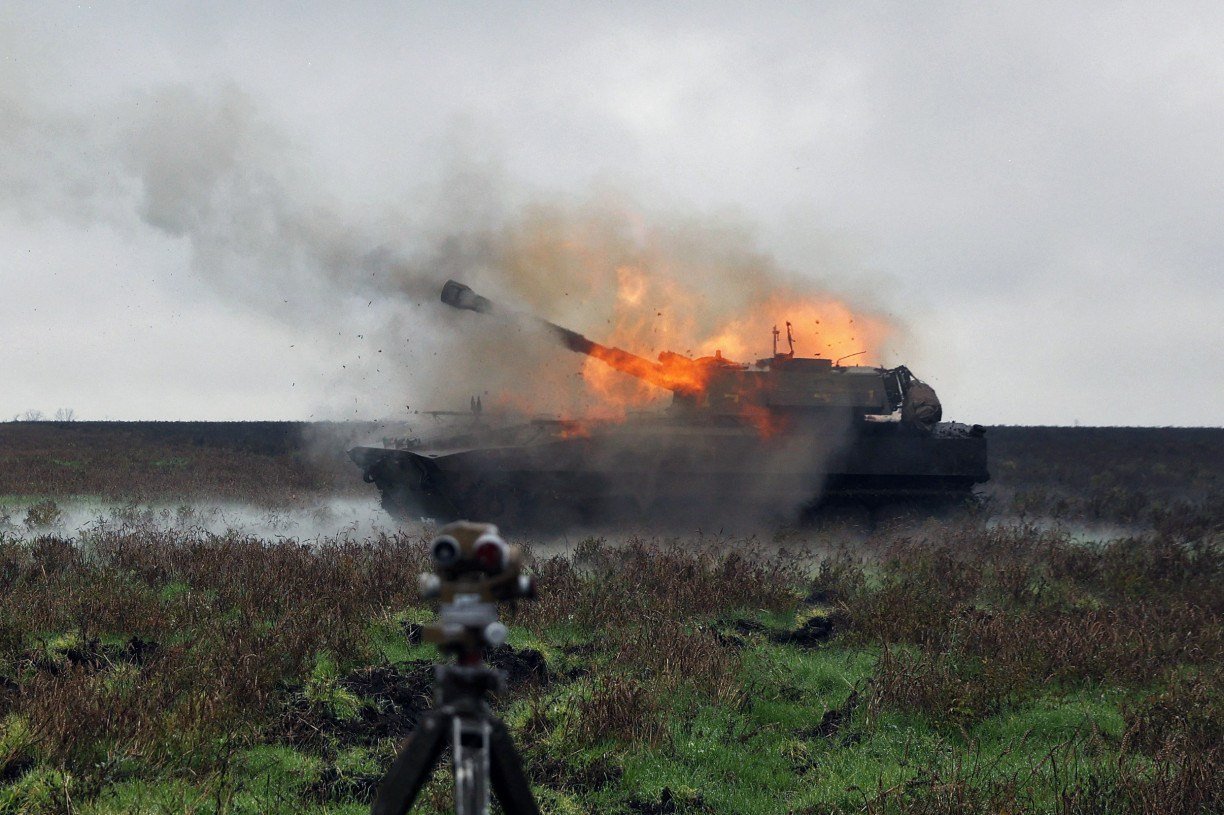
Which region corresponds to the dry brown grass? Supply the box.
[1,526,429,773]
[567,673,671,748]
[851,525,1221,730]
[517,536,804,630]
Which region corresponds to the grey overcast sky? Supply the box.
[2,2,1221,426]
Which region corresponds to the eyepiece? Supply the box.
[430,535,461,567]
[473,534,508,572]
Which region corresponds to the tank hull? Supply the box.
[350,417,988,526]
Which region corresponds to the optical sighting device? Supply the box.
[371,521,539,815]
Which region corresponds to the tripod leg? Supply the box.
[487,716,541,815]
[371,710,450,815]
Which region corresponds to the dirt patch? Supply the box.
[120,636,160,666]
[281,662,434,748]
[714,618,769,649]
[530,754,624,795]
[487,645,551,690]
[305,765,383,804]
[803,587,835,604]
[560,642,596,657]
[801,690,861,743]
[627,786,711,814]
[62,638,115,671]
[714,632,747,649]
[714,615,842,649]
[29,635,161,675]
[341,663,435,744]
[627,787,678,814]
[280,649,550,749]
[769,613,844,648]
[0,754,35,785]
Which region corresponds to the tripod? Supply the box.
[371,663,540,815]
[371,520,541,815]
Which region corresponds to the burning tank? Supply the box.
[350,280,988,525]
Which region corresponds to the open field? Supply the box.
[0,422,370,506]
[1,422,1221,814]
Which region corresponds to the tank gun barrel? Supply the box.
[441,279,702,395]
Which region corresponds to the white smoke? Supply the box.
[2,60,894,421]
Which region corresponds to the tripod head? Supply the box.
[418,521,536,665]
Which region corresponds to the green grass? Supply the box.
[75,746,330,815]
[596,651,1134,814]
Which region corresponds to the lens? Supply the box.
[473,535,507,572]
[430,535,460,566]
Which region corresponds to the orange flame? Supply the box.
[576,265,892,423]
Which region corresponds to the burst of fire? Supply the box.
[578,266,892,419]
